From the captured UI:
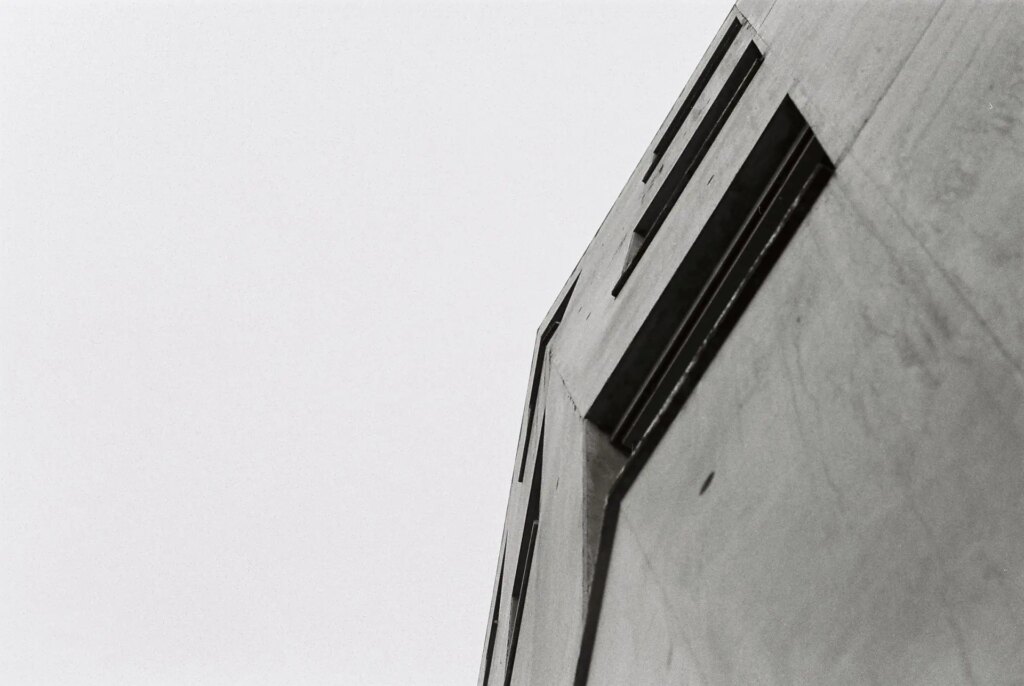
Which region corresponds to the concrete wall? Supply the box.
[481,2,1024,684]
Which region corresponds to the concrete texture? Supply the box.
[480,2,1024,684]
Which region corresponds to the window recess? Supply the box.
[614,41,763,297]
[505,448,541,686]
[592,96,834,455]
[642,18,742,184]
[481,553,505,686]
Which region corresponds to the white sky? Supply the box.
[0,2,732,684]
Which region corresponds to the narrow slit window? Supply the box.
[592,96,834,454]
[516,277,577,481]
[505,448,542,686]
[642,18,742,183]
[481,553,505,686]
[614,41,764,296]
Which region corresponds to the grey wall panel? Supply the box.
[849,1,1024,375]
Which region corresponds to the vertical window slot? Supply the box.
[481,555,505,686]
[615,42,764,295]
[505,448,542,685]
[642,18,742,183]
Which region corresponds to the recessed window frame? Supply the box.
[593,96,835,456]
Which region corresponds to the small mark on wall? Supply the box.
[699,471,715,495]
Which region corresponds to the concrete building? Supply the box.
[479,2,1024,684]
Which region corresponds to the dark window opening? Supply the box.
[592,96,834,455]
[481,554,505,686]
[532,420,545,486]
[642,19,742,183]
[614,41,764,296]
[517,277,577,481]
[505,449,542,686]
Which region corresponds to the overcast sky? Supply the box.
[0,2,731,684]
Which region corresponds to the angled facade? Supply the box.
[480,2,1024,684]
